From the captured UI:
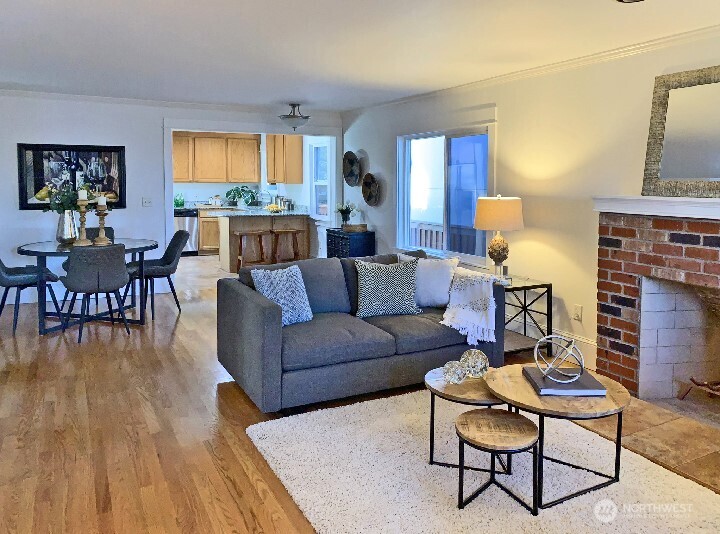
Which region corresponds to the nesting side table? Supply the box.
[424,368,512,474]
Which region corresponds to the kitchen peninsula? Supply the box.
[210,208,311,273]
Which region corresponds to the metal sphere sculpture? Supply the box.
[534,334,585,384]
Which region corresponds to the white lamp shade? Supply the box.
[474,196,524,231]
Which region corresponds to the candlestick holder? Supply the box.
[93,205,112,246]
[74,199,93,247]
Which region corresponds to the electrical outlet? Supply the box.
[142,197,152,207]
[572,304,583,322]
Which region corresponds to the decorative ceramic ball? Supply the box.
[442,360,467,384]
[460,349,490,378]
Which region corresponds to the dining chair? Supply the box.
[61,244,130,343]
[0,258,61,335]
[123,230,189,320]
[123,230,190,320]
[60,227,115,310]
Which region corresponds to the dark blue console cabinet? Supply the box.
[326,229,376,258]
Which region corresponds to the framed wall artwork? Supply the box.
[18,144,126,210]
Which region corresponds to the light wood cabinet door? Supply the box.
[275,135,286,183]
[194,137,227,182]
[199,217,220,251]
[283,135,303,184]
[172,135,193,182]
[227,138,260,183]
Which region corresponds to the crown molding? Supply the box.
[0,87,341,119]
[347,24,720,113]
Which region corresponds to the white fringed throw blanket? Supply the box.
[441,267,504,345]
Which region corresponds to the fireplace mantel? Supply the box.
[593,196,720,220]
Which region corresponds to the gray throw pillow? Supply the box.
[355,259,422,318]
[251,265,313,326]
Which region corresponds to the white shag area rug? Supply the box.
[247,392,720,533]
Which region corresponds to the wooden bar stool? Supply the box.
[271,229,303,263]
[234,231,272,270]
[456,409,539,515]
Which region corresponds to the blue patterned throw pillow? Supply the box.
[251,265,313,326]
[355,259,422,318]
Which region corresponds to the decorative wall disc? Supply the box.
[362,173,380,206]
[343,151,361,186]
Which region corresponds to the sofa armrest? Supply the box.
[490,284,506,367]
[217,278,283,412]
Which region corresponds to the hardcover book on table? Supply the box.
[522,366,607,397]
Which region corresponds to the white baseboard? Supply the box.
[505,314,597,371]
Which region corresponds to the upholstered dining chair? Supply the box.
[60,227,115,311]
[0,257,61,335]
[61,244,130,343]
[123,230,189,320]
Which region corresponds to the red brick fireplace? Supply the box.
[594,197,720,397]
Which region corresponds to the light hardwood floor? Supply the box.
[0,256,312,533]
[1,255,719,533]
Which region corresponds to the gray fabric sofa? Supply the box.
[217,252,505,413]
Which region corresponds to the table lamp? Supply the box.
[474,195,524,276]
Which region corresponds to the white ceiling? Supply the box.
[2,0,720,111]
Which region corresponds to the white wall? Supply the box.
[0,91,341,302]
[342,30,720,365]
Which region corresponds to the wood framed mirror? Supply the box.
[642,65,720,197]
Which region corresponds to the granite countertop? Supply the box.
[204,206,310,217]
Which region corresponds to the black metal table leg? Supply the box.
[457,440,464,508]
[130,252,137,308]
[538,415,545,508]
[138,251,146,324]
[614,411,622,482]
[429,392,435,464]
[532,444,539,516]
[36,256,47,335]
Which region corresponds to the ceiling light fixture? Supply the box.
[616,0,644,3]
[279,103,310,131]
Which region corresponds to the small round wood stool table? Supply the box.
[424,368,511,474]
[456,409,539,515]
[485,364,631,511]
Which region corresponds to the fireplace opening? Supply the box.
[639,277,720,399]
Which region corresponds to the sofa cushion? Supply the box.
[399,254,459,307]
[239,257,351,314]
[364,310,466,355]
[251,265,313,326]
[355,259,422,318]
[341,250,427,315]
[282,313,396,371]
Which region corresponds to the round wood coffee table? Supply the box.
[424,368,509,474]
[485,364,631,510]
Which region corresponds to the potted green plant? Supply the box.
[226,186,258,207]
[45,183,80,244]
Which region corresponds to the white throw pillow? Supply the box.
[398,254,460,308]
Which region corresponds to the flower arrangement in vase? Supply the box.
[336,202,357,225]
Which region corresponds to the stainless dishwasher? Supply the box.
[173,208,199,255]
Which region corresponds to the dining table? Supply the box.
[17,238,159,335]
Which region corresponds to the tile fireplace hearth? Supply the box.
[594,196,720,399]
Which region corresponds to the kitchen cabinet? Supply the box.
[193,137,227,182]
[227,138,260,183]
[199,215,220,253]
[172,134,193,182]
[267,134,303,184]
[172,132,262,183]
